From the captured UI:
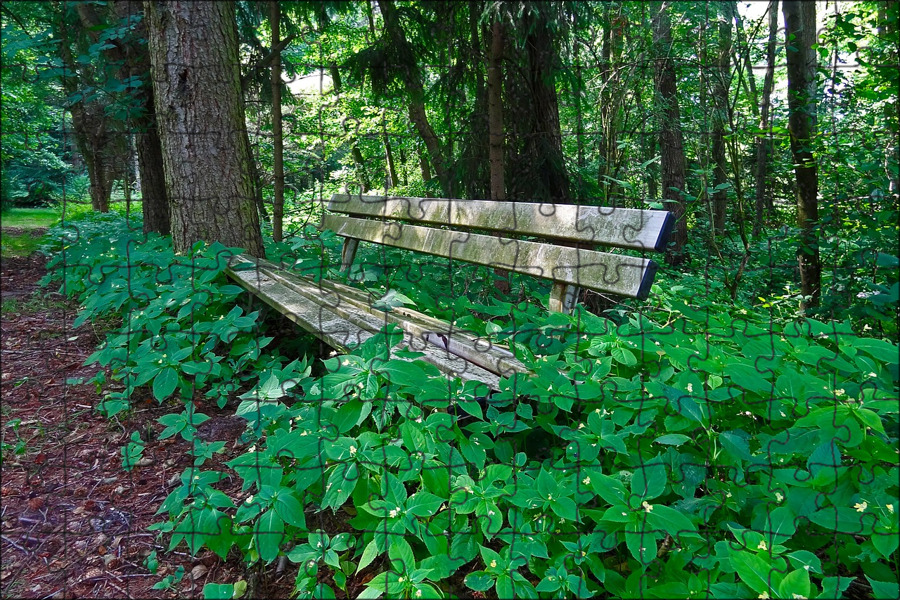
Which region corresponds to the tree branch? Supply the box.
[241,32,298,88]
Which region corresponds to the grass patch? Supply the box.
[1,232,44,258]
[0,207,60,229]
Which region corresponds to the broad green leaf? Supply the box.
[153,367,179,401]
[631,461,667,504]
[865,577,899,600]
[255,510,284,563]
[728,549,780,595]
[654,434,690,446]
[464,571,494,592]
[357,540,379,573]
[406,492,443,518]
[778,568,811,599]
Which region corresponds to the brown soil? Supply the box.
[0,255,297,599]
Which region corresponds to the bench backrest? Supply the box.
[325,194,673,311]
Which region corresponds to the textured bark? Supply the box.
[652,2,687,264]
[378,0,449,193]
[754,0,779,235]
[782,0,820,309]
[487,19,505,202]
[56,13,117,213]
[599,5,625,204]
[711,6,732,236]
[146,0,264,257]
[104,1,172,234]
[270,1,285,243]
[525,7,569,204]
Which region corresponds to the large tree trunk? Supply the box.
[782,0,820,310]
[525,6,569,204]
[754,0,779,236]
[270,1,285,242]
[146,0,264,257]
[711,4,732,237]
[652,2,688,264]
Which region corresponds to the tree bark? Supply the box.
[487,18,506,203]
[782,0,820,309]
[525,6,569,204]
[711,5,732,237]
[754,0,779,236]
[652,2,688,264]
[378,0,449,194]
[270,1,285,242]
[146,0,264,257]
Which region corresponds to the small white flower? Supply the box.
[642,501,653,512]
[855,502,868,513]
[398,577,405,583]
[349,445,357,456]
[687,383,694,393]
[578,423,585,430]
[490,560,497,568]
[887,504,894,514]
[415,591,422,598]
[547,494,553,501]
[582,476,591,486]
[775,492,784,503]
[759,593,769,599]
[758,541,767,551]
[389,508,400,518]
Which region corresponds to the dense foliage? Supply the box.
[42,214,898,598]
[6,0,899,597]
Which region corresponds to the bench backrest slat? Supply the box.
[322,214,658,299]
[329,194,673,252]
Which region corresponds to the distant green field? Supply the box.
[0,203,133,257]
[0,207,61,229]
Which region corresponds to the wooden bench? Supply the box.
[226,194,672,391]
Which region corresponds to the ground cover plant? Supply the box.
[37,213,899,599]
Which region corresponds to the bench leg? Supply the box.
[549,282,579,314]
[340,238,359,272]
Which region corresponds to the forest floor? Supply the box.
[0,247,297,599]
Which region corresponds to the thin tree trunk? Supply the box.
[731,2,760,120]
[711,5,732,236]
[782,0,820,309]
[270,1,285,242]
[382,110,398,190]
[754,0,779,235]
[146,0,264,257]
[378,0,449,194]
[487,18,506,203]
[653,2,688,264]
[487,17,509,293]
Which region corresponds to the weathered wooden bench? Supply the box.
[226,194,672,391]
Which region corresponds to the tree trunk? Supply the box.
[270,1,285,242]
[378,0,449,194]
[382,111,398,190]
[526,6,569,204]
[782,0,820,309]
[754,0,779,236]
[487,17,510,293]
[146,0,264,257]
[711,5,732,237]
[487,18,506,203]
[652,2,688,264]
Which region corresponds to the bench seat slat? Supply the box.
[329,194,673,252]
[226,256,499,391]
[322,214,658,299]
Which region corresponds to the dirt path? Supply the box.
[0,256,294,598]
